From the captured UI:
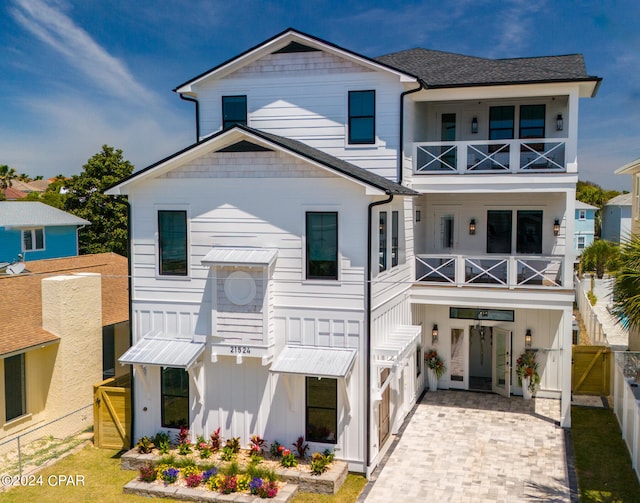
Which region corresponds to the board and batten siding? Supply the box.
[193,49,406,181]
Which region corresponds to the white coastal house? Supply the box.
[107,29,600,476]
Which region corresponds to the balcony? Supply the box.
[415,139,566,174]
[415,254,564,288]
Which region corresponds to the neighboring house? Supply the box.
[574,200,598,254]
[107,29,600,475]
[0,201,90,263]
[601,193,632,243]
[0,253,129,442]
[1,179,51,200]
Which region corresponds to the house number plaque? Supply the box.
[229,345,251,354]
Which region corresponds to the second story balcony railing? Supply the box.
[415,254,564,289]
[415,139,566,174]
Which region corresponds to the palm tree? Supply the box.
[580,239,620,279]
[612,236,640,332]
[0,164,17,189]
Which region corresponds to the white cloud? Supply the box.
[10,0,155,104]
[490,0,547,57]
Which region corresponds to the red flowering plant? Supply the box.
[424,349,446,378]
[516,350,540,394]
[249,435,265,459]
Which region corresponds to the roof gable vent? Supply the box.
[216,140,273,153]
[273,41,320,54]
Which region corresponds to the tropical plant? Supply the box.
[138,464,157,482]
[310,450,334,475]
[0,164,16,190]
[424,349,446,378]
[612,235,640,333]
[225,437,241,454]
[280,449,297,468]
[136,436,154,454]
[516,350,541,394]
[292,436,309,459]
[269,440,283,458]
[210,427,222,452]
[580,239,620,279]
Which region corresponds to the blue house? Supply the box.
[601,193,633,244]
[574,200,598,253]
[0,202,90,263]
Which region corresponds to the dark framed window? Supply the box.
[306,377,337,443]
[379,211,387,272]
[348,90,375,144]
[5,353,26,422]
[489,106,515,140]
[519,105,545,139]
[516,210,543,254]
[222,95,247,129]
[306,212,338,280]
[102,325,115,380]
[487,210,512,254]
[391,211,399,267]
[158,210,188,276]
[161,367,189,429]
[22,228,44,251]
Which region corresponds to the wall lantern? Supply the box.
[553,219,561,236]
[525,329,532,348]
[556,114,563,131]
[469,219,476,235]
[471,117,479,134]
[432,324,439,344]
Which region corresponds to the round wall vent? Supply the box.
[224,271,256,305]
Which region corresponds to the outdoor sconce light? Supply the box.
[525,329,532,348]
[553,219,560,236]
[469,219,476,235]
[471,117,478,134]
[432,324,439,344]
[556,114,563,131]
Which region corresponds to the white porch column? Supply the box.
[560,305,573,428]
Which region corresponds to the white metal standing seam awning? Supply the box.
[269,346,357,379]
[201,247,278,267]
[372,325,422,367]
[118,337,206,369]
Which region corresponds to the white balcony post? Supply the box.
[510,140,518,173]
[459,144,467,174]
[508,256,517,289]
[456,255,464,286]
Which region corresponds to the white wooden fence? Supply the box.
[613,352,640,481]
[575,275,607,344]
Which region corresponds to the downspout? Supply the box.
[366,191,393,475]
[124,198,135,448]
[179,94,200,143]
[398,83,424,185]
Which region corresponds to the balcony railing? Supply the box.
[415,254,564,288]
[414,139,566,174]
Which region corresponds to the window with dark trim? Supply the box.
[391,211,399,267]
[306,212,338,280]
[348,90,375,144]
[519,104,545,139]
[22,228,44,252]
[102,325,115,380]
[487,210,512,254]
[379,211,387,272]
[161,367,189,429]
[516,210,543,254]
[305,377,337,443]
[5,353,26,422]
[489,106,515,140]
[158,210,188,276]
[222,95,247,129]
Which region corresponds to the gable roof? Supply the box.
[605,193,632,206]
[575,200,598,210]
[0,253,129,356]
[375,48,601,95]
[0,202,90,228]
[615,158,640,175]
[106,125,417,197]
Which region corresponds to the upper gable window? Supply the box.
[578,209,586,220]
[222,96,247,129]
[22,228,44,252]
[348,90,375,144]
[158,210,188,276]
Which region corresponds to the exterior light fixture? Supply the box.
[471,117,478,134]
[469,219,476,235]
[553,219,560,236]
[525,329,532,348]
[432,324,439,344]
[556,114,563,131]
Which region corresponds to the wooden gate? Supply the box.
[572,345,611,395]
[93,374,131,449]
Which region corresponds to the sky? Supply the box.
[0,0,638,191]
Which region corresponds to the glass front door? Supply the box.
[450,327,467,389]
[492,326,512,397]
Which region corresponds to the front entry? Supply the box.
[492,327,512,397]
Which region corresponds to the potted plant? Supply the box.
[516,350,540,399]
[424,349,446,392]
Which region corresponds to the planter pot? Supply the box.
[427,368,439,392]
[522,376,533,400]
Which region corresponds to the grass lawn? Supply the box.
[2,443,366,503]
[572,405,640,502]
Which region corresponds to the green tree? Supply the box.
[612,236,640,332]
[64,145,133,256]
[25,177,67,209]
[580,239,620,279]
[0,164,16,189]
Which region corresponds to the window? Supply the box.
[489,106,515,140]
[440,215,455,249]
[222,95,247,129]
[519,105,545,139]
[578,209,587,220]
[516,211,543,254]
[348,90,375,144]
[161,367,189,429]
[577,236,586,249]
[158,210,187,276]
[22,228,44,252]
[306,377,337,443]
[379,212,387,272]
[306,212,338,280]
[391,211,399,267]
[487,210,512,253]
[5,353,26,422]
[102,325,115,380]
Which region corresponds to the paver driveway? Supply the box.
[362,390,572,502]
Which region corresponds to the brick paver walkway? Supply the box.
[362,391,571,503]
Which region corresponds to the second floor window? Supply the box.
[391,210,399,267]
[516,210,543,254]
[222,95,247,129]
[22,228,44,251]
[578,209,587,220]
[519,104,545,139]
[158,210,187,276]
[348,90,375,144]
[489,106,515,140]
[306,212,338,280]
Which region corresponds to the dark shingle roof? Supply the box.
[375,48,597,88]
